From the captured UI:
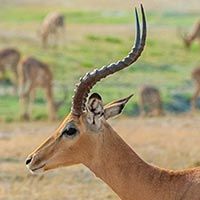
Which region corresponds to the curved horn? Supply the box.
[71,4,147,116]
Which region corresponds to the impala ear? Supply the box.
[104,94,133,120]
[86,93,104,126]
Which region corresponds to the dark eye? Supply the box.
[62,127,77,137]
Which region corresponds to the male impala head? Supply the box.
[26,5,146,173]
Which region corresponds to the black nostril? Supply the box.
[25,157,32,165]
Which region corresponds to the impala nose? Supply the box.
[25,156,32,165]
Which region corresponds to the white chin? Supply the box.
[30,168,45,174]
[27,166,45,174]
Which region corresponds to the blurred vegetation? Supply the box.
[0,5,199,122]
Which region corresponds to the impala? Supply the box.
[18,57,67,121]
[139,85,163,116]
[39,12,65,48]
[0,48,20,91]
[26,5,200,200]
[180,20,200,49]
[191,66,200,111]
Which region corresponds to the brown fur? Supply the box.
[180,20,200,48]
[0,48,20,90]
[191,67,200,111]
[26,110,200,200]
[40,12,65,48]
[18,57,66,121]
[139,85,163,116]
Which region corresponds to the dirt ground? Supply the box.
[0,114,200,200]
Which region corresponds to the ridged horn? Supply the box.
[71,4,147,116]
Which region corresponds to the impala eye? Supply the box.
[62,123,77,138]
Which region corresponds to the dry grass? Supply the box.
[1,115,200,199]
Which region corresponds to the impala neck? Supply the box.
[84,123,165,200]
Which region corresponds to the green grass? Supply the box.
[0,5,199,26]
[0,5,200,121]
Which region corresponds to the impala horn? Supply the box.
[71,4,147,116]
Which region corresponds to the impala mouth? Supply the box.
[29,164,46,174]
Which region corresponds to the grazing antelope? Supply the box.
[26,6,200,200]
[39,12,65,48]
[0,48,20,91]
[191,66,200,111]
[139,85,163,116]
[18,57,66,121]
[180,20,200,48]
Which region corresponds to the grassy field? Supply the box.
[0,0,199,121]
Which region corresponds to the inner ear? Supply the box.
[87,93,104,115]
[86,93,104,126]
[89,93,102,101]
